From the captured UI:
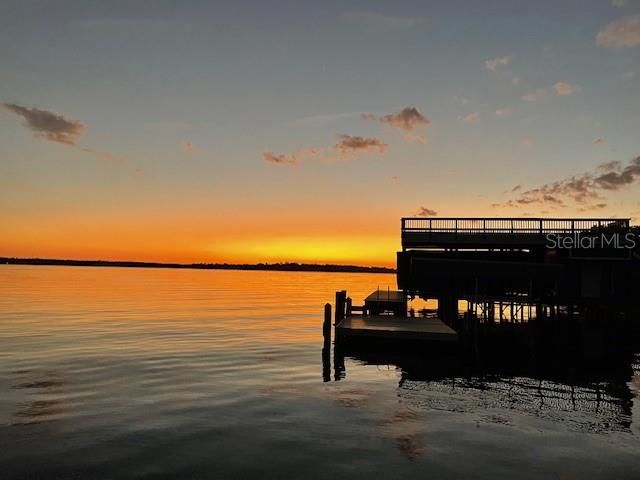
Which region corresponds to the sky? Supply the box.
[1,0,640,267]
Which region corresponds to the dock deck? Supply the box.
[337,315,457,342]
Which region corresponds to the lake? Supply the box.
[1,265,639,479]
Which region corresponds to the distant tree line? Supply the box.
[0,257,395,274]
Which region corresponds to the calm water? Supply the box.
[1,266,639,479]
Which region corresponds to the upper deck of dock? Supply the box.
[401,217,630,250]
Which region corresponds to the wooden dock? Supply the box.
[337,315,457,342]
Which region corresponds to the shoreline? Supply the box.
[0,257,395,274]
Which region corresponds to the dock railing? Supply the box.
[401,217,630,235]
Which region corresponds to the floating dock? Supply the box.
[331,289,457,343]
[337,315,457,342]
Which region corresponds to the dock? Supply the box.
[330,288,457,343]
[337,315,457,342]
[325,217,639,360]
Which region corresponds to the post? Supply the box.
[335,290,346,324]
[323,303,332,343]
[345,297,352,317]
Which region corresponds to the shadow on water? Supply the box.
[324,336,639,434]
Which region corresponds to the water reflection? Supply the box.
[329,342,637,435]
[11,370,67,426]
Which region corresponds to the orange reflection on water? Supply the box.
[0,266,397,350]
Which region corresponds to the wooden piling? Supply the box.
[335,290,346,324]
[323,303,332,342]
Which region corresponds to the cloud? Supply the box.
[2,102,86,145]
[485,55,521,85]
[521,89,545,102]
[362,107,431,132]
[462,111,480,123]
[597,15,640,48]
[553,81,574,95]
[485,55,512,71]
[264,135,387,165]
[495,107,512,117]
[597,160,621,171]
[1,101,142,175]
[416,206,438,217]
[263,150,301,166]
[262,147,322,166]
[612,0,626,7]
[341,12,427,32]
[332,135,387,158]
[579,203,608,212]
[496,156,640,208]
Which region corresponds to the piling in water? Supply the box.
[323,303,332,343]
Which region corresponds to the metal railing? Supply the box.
[401,217,630,235]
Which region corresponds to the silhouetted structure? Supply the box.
[330,217,640,360]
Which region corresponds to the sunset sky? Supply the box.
[2,0,640,266]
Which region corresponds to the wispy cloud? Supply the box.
[262,148,321,166]
[2,102,86,145]
[340,12,427,32]
[521,89,545,102]
[264,134,387,166]
[597,15,640,48]
[553,81,574,95]
[495,107,512,117]
[416,206,438,216]
[485,55,521,85]
[485,55,512,71]
[579,203,608,212]
[612,0,626,7]
[462,111,480,123]
[495,156,640,208]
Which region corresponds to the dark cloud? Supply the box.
[362,107,431,132]
[2,102,86,145]
[594,158,640,189]
[496,155,640,208]
[262,150,302,166]
[416,206,438,216]
[332,135,387,158]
